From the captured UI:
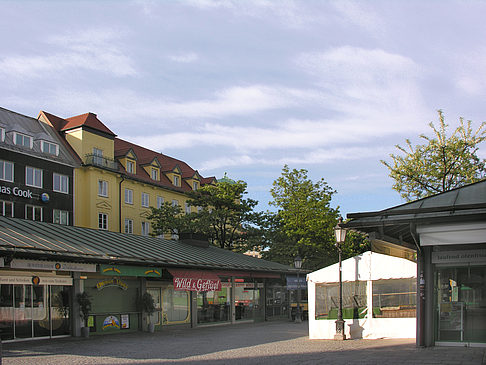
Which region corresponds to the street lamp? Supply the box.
[334,217,347,340]
[294,255,302,323]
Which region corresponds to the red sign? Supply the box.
[168,269,221,292]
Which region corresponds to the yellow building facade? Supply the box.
[38,111,215,236]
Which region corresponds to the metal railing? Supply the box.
[84,154,119,171]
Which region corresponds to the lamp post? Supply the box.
[334,217,347,340]
[294,255,302,323]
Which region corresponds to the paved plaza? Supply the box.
[2,321,485,365]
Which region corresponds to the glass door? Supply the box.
[147,288,161,326]
[14,284,32,339]
[436,266,486,345]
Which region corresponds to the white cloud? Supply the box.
[185,0,313,28]
[453,48,486,96]
[43,84,321,122]
[0,28,136,78]
[331,1,383,35]
[167,52,199,63]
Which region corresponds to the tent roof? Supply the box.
[307,251,416,283]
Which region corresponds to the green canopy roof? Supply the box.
[0,216,293,275]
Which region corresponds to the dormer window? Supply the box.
[41,141,59,156]
[126,160,135,173]
[193,181,198,191]
[151,168,158,181]
[14,132,33,148]
[173,175,180,187]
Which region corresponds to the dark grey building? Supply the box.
[0,107,78,225]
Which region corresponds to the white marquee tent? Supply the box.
[307,251,417,339]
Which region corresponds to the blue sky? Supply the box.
[2,1,485,216]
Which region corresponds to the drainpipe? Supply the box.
[119,175,125,233]
[410,223,425,347]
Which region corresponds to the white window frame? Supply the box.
[126,160,135,173]
[124,218,133,234]
[53,173,69,194]
[25,205,42,221]
[98,213,108,230]
[53,209,69,225]
[151,168,158,181]
[185,202,191,214]
[42,140,59,156]
[14,132,33,148]
[173,175,180,186]
[98,180,108,197]
[25,166,42,188]
[0,200,13,217]
[171,199,179,207]
[93,147,103,165]
[0,160,14,182]
[193,181,198,191]
[141,221,150,236]
[125,188,133,204]
[156,196,164,209]
[141,192,149,208]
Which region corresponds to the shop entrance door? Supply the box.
[436,266,486,346]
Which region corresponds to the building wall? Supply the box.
[64,127,196,235]
[0,148,74,224]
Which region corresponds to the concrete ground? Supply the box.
[2,321,486,365]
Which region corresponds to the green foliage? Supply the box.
[266,165,340,270]
[138,292,156,315]
[149,179,258,251]
[382,110,486,201]
[76,292,92,326]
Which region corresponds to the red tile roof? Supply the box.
[64,113,116,136]
[40,110,216,192]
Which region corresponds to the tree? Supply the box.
[382,110,486,201]
[148,179,258,251]
[267,165,340,270]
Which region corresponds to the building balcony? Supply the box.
[84,154,119,171]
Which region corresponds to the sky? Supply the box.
[2,0,486,217]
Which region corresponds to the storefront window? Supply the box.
[372,278,416,318]
[163,288,189,323]
[197,285,231,324]
[235,280,257,321]
[315,281,366,320]
[0,284,70,341]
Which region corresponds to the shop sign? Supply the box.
[0,184,36,199]
[96,277,128,291]
[432,249,486,265]
[100,264,161,277]
[0,275,73,286]
[102,315,120,330]
[10,259,96,272]
[286,276,307,290]
[173,277,221,292]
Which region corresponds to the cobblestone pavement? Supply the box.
[2,321,486,365]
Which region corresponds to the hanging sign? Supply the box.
[10,259,96,272]
[286,276,307,290]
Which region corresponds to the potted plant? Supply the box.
[139,292,156,333]
[76,292,92,337]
